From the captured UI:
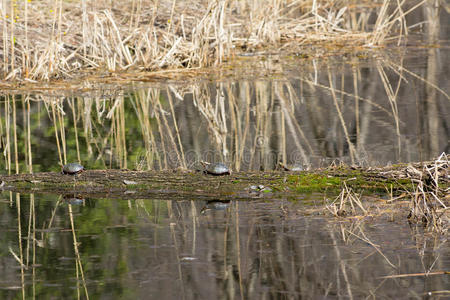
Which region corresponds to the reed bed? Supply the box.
[0,0,426,81]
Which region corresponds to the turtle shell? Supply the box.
[287,164,304,171]
[62,163,85,175]
[280,163,304,172]
[205,163,230,175]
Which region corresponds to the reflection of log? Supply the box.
[1,160,448,199]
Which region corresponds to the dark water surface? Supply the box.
[0,192,448,299]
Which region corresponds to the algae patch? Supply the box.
[286,173,342,192]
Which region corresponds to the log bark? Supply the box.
[0,160,448,200]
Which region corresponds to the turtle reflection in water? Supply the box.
[201,162,231,176]
[63,194,85,205]
[201,200,231,214]
[62,162,85,175]
[279,162,304,172]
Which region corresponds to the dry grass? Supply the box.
[0,0,426,81]
[324,154,449,234]
[326,180,367,217]
[406,153,449,233]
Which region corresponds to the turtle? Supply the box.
[279,162,304,172]
[202,162,231,176]
[62,162,85,175]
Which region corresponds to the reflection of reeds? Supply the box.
[1,46,448,172]
[234,201,244,300]
[377,63,401,159]
[167,88,187,169]
[328,228,354,299]
[168,203,186,300]
[4,96,12,174]
[327,68,357,164]
[7,193,28,299]
[49,99,66,166]
[4,190,446,298]
[276,81,311,165]
[68,204,90,300]
[16,193,25,300]
[12,95,19,173]
[69,98,81,163]
[345,223,397,270]
[31,194,36,299]
[193,83,229,161]
[25,97,33,173]
[131,90,159,170]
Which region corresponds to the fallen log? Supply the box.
[0,159,448,200]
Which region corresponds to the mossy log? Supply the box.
[0,161,448,200]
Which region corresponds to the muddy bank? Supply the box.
[1,160,448,200]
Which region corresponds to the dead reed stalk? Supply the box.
[326,180,366,217]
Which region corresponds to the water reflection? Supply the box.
[0,49,449,174]
[0,192,448,299]
[200,200,231,214]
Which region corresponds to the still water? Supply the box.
[0,192,448,299]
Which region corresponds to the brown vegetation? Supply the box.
[323,154,449,233]
[0,0,428,82]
